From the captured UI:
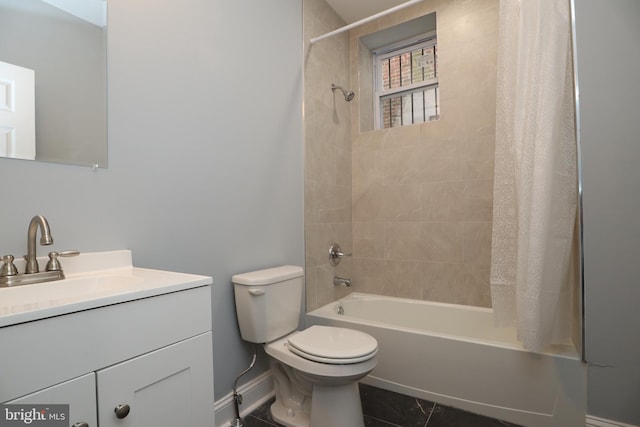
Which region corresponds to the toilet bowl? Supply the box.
[265,327,377,427]
[232,266,378,427]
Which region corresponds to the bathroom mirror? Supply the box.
[0,0,107,168]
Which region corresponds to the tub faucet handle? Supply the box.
[329,243,351,266]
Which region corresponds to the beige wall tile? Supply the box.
[353,258,392,295]
[305,223,338,264]
[353,222,385,259]
[421,180,494,222]
[450,263,492,307]
[462,221,493,265]
[352,146,384,196]
[389,260,424,299]
[385,222,463,262]
[383,142,461,184]
[353,183,422,222]
[460,133,495,180]
[317,183,352,223]
[304,178,318,224]
[305,0,499,310]
[304,0,353,310]
[422,262,458,303]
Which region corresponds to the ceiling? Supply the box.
[41,0,106,26]
[324,0,410,24]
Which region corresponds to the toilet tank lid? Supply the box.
[232,265,304,286]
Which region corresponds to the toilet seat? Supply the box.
[286,325,378,364]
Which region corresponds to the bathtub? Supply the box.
[306,293,586,427]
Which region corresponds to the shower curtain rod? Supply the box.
[309,0,425,44]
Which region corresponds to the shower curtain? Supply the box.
[490,0,577,351]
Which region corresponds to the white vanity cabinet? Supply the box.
[8,373,97,427]
[0,281,214,427]
[97,332,213,427]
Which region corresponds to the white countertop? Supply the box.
[0,250,212,327]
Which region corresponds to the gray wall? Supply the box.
[0,0,303,403]
[575,0,640,424]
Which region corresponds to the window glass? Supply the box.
[375,37,438,129]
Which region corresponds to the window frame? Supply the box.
[373,32,438,130]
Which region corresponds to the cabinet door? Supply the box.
[97,332,214,427]
[7,373,97,427]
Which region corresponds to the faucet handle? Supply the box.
[46,250,80,272]
[0,255,19,277]
[329,243,352,266]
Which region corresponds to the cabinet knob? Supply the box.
[72,423,89,427]
[114,404,131,419]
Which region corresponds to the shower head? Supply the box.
[331,83,355,102]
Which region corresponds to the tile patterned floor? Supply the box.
[240,383,522,427]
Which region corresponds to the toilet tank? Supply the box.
[232,265,304,343]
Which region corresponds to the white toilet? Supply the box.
[232,265,377,427]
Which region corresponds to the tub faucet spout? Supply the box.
[25,215,53,274]
[333,276,351,287]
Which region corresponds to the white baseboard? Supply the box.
[587,415,639,427]
[214,371,275,427]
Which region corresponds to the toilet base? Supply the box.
[270,381,364,427]
[310,382,365,427]
[271,399,310,427]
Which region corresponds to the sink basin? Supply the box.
[1,273,144,308]
[0,250,212,327]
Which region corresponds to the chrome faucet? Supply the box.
[1,215,79,287]
[333,276,352,287]
[25,215,54,274]
[329,243,351,266]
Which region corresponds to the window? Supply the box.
[374,35,438,129]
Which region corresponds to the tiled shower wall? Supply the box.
[349,0,499,307]
[303,0,353,310]
[304,0,499,311]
